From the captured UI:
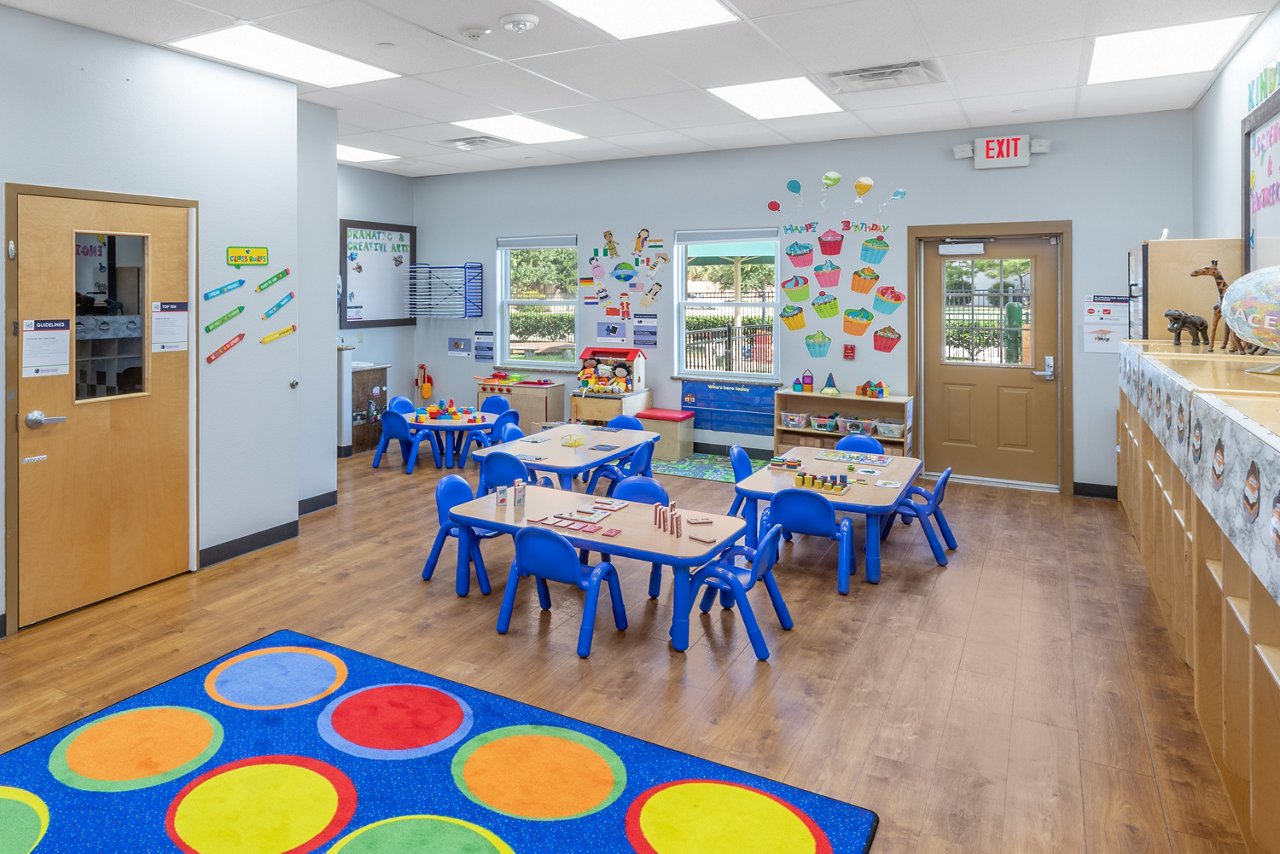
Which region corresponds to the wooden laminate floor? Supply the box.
[0,458,1245,852]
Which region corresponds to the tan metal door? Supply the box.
[14,193,191,626]
[922,236,1060,486]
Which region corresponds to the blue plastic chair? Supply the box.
[459,410,519,465]
[835,433,885,453]
[422,475,500,594]
[691,524,793,660]
[763,488,857,594]
[579,476,671,599]
[607,414,644,430]
[499,424,525,443]
[481,395,511,415]
[586,440,656,497]
[497,527,627,658]
[883,468,957,566]
[726,445,754,517]
[478,451,532,495]
[372,410,440,473]
[388,395,415,415]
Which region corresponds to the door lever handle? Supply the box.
[1030,355,1056,381]
[25,410,66,429]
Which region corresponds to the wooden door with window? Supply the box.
[10,191,192,627]
[922,236,1060,486]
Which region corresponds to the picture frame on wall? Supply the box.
[1242,92,1280,272]
[339,218,416,329]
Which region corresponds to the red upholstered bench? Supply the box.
[637,408,693,461]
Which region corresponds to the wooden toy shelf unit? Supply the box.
[406,262,482,318]
[774,389,914,456]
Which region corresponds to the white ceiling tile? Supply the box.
[257,0,489,75]
[1077,72,1216,118]
[336,130,441,157]
[338,119,370,134]
[5,0,233,44]
[626,22,806,88]
[832,81,957,111]
[300,89,428,129]
[910,0,1088,53]
[1086,0,1269,36]
[516,44,690,100]
[367,0,613,60]
[329,76,499,121]
[178,0,333,20]
[612,89,750,129]
[762,111,875,143]
[419,63,595,112]
[854,99,970,135]
[411,150,512,171]
[753,1,934,74]
[678,121,791,149]
[525,103,664,137]
[384,123,477,143]
[535,138,640,161]
[600,131,715,156]
[960,87,1078,127]
[941,40,1085,99]
[469,146,577,167]
[730,0,855,16]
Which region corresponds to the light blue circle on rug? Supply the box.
[207,648,346,710]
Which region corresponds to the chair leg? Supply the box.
[470,540,492,595]
[719,589,735,610]
[496,567,520,634]
[918,514,948,566]
[604,476,618,498]
[727,495,743,517]
[585,469,604,495]
[934,508,958,550]
[837,529,852,595]
[398,438,412,467]
[428,434,444,468]
[404,437,421,474]
[578,582,602,657]
[605,568,628,631]
[535,577,552,610]
[729,580,769,661]
[648,563,663,598]
[699,585,717,613]
[372,435,389,468]
[578,548,592,565]
[421,527,450,580]
[880,512,896,541]
[762,571,794,630]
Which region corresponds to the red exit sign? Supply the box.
[974,134,1030,169]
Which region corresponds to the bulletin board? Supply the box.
[1243,94,1280,272]
[339,219,416,329]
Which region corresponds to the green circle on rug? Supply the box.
[451,725,626,820]
[0,786,49,853]
[329,815,512,853]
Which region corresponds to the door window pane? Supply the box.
[75,233,145,399]
[942,258,1032,366]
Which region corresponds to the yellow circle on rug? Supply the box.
[627,780,831,853]
[453,725,625,820]
[49,706,224,792]
[167,755,355,854]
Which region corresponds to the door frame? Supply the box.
[907,220,1074,494]
[4,184,200,635]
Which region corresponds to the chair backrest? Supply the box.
[480,395,511,415]
[479,451,531,494]
[607,414,643,431]
[612,475,669,505]
[746,523,785,583]
[623,440,655,477]
[500,424,525,443]
[728,445,754,484]
[514,527,585,586]
[388,395,415,415]
[380,410,412,441]
[835,433,885,453]
[769,488,838,536]
[435,474,475,527]
[927,468,953,512]
[489,410,518,441]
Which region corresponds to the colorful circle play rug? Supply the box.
[0,630,877,852]
[650,453,769,483]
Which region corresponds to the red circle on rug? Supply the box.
[330,685,465,751]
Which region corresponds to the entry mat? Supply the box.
[0,629,877,853]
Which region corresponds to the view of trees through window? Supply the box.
[504,246,576,364]
[943,258,1032,365]
[680,241,778,376]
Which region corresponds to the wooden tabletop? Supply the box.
[471,423,658,471]
[449,486,744,567]
[735,446,923,512]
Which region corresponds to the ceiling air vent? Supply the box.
[438,136,512,152]
[828,61,942,93]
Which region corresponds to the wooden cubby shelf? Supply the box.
[773,389,913,457]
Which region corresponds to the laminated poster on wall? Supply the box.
[1083,294,1128,354]
[596,321,626,344]
[21,319,70,377]
[340,219,415,329]
[474,331,494,362]
[447,337,472,358]
[633,313,657,348]
[152,301,188,352]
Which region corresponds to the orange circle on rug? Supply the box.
[48,706,223,792]
[625,780,832,854]
[165,755,355,854]
[451,725,626,820]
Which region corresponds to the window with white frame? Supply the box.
[675,228,780,379]
[497,235,578,367]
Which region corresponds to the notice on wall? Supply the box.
[1083,294,1129,354]
[633,313,657,348]
[596,321,626,344]
[152,301,189,352]
[22,319,70,377]
[341,220,415,328]
[474,331,494,362]
[447,337,472,358]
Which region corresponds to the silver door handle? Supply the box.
[1030,355,1056,381]
[25,410,66,428]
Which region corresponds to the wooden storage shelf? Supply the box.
[776,425,906,444]
[774,390,913,456]
[1205,559,1225,589]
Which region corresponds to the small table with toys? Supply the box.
[448,485,745,650]
[735,446,923,587]
[470,422,659,490]
[406,402,499,470]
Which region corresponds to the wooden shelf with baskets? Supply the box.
[774,390,913,456]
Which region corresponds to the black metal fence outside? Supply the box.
[684,324,774,374]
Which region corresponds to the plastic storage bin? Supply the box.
[810,415,841,432]
[840,416,875,435]
[874,418,905,439]
[781,411,809,428]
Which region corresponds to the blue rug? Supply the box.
[0,630,877,852]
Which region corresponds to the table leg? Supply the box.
[455,525,473,597]
[865,513,882,584]
[670,565,693,652]
[744,497,759,548]
[557,472,575,491]
[443,431,457,469]
[432,433,447,468]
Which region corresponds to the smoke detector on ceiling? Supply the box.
[500,13,539,34]
[828,61,942,93]
[440,136,512,152]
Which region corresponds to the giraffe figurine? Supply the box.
[1191,260,1241,353]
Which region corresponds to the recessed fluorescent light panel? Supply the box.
[451,116,585,144]
[336,144,399,162]
[170,25,397,88]
[543,0,736,39]
[708,77,841,120]
[1088,15,1254,84]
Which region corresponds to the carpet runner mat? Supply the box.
[0,629,877,852]
[650,453,768,483]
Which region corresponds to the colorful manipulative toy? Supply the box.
[802,370,814,393]
[820,372,840,395]
[791,470,852,493]
[857,381,889,398]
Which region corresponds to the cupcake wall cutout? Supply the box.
[805,330,832,357]
[1212,437,1226,491]
[785,241,813,268]
[811,291,839,319]
[1191,419,1203,463]
[872,285,905,314]
[818,229,844,256]
[781,276,810,302]
[781,305,806,330]
[813,260,841,289]
[843,308,874,336]
[860,236,889,264]
[873,326,901,352]
[1245,461,1262,523]
[850,266,879,294]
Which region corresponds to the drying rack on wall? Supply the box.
[406,262,483,318]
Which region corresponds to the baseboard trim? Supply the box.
[199,521,299,568]
[299,491,337,515]
[1073,481,1118,499]
[693,441,772,460]
[337,444,353,458]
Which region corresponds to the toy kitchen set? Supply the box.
[570,347,651,424]
[473,370,566,426]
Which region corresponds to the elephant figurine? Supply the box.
[1164,308,1208,346]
